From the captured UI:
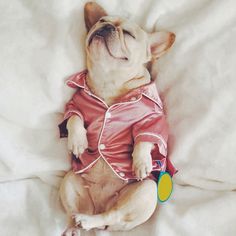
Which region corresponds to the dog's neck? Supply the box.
[86,66,151,105]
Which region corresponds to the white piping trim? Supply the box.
[65,79,109,108]
[72,91,151,179]
[101,153,129,181]
[74,156,100,174]
[84,89,109,108]
[142,93,163,109]
[64,110,83,120]
[84,89,143,109]
[95,97,142,180]
[65,71,87,88]
[110,95,143,108]
[95,96,144,180]
[66,78,109,108]
[134,132,167,148]
[65,80,85,89]
[66,76,146,108]
[96,108,127,181]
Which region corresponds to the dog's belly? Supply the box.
[80,158,128,214]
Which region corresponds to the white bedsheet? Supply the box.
[0,0,236,235]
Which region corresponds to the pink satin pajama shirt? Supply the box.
[59,70,177,181]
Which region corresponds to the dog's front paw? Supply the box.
[68,128,88,158]
[132,142,153,180]
[67,116,88,158]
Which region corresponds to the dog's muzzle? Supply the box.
[89,24,116,45]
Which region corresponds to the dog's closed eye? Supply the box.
[123,30,135,39]
[99,18,106,23]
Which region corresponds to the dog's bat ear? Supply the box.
[84,2,107,32]
[148,31,175,60]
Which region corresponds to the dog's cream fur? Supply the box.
[60,2,175,235]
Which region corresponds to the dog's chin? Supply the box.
[89,36,128,61]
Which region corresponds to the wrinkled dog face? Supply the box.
[86,16,150,69]
[84,2,175,75]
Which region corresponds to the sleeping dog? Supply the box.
[59,2,176,235]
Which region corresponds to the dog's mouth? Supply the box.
[88,25,128,61]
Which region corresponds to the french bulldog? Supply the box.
[59,2,176,235]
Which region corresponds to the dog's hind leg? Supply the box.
[73,179,157,231]
[60,171,94,236]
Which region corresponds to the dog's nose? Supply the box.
[96,24,115,37]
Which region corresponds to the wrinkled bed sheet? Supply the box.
[0,0,236,235]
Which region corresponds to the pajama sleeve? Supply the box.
[132,107,177,176]
[132,110,168,157]
[58,92,84,138]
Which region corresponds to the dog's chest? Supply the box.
[87,79,129,105]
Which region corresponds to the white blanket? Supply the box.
[1,0,236,235]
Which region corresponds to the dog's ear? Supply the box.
[148,31,175,59]
[84,2,107,32]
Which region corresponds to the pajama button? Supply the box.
[119,172,125,177]
[130,97,137,101]
[105,112,111,119]
[99,144,106,150]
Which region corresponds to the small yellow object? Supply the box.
[157,172,173,202]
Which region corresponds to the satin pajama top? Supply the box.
[59,70,177,181]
